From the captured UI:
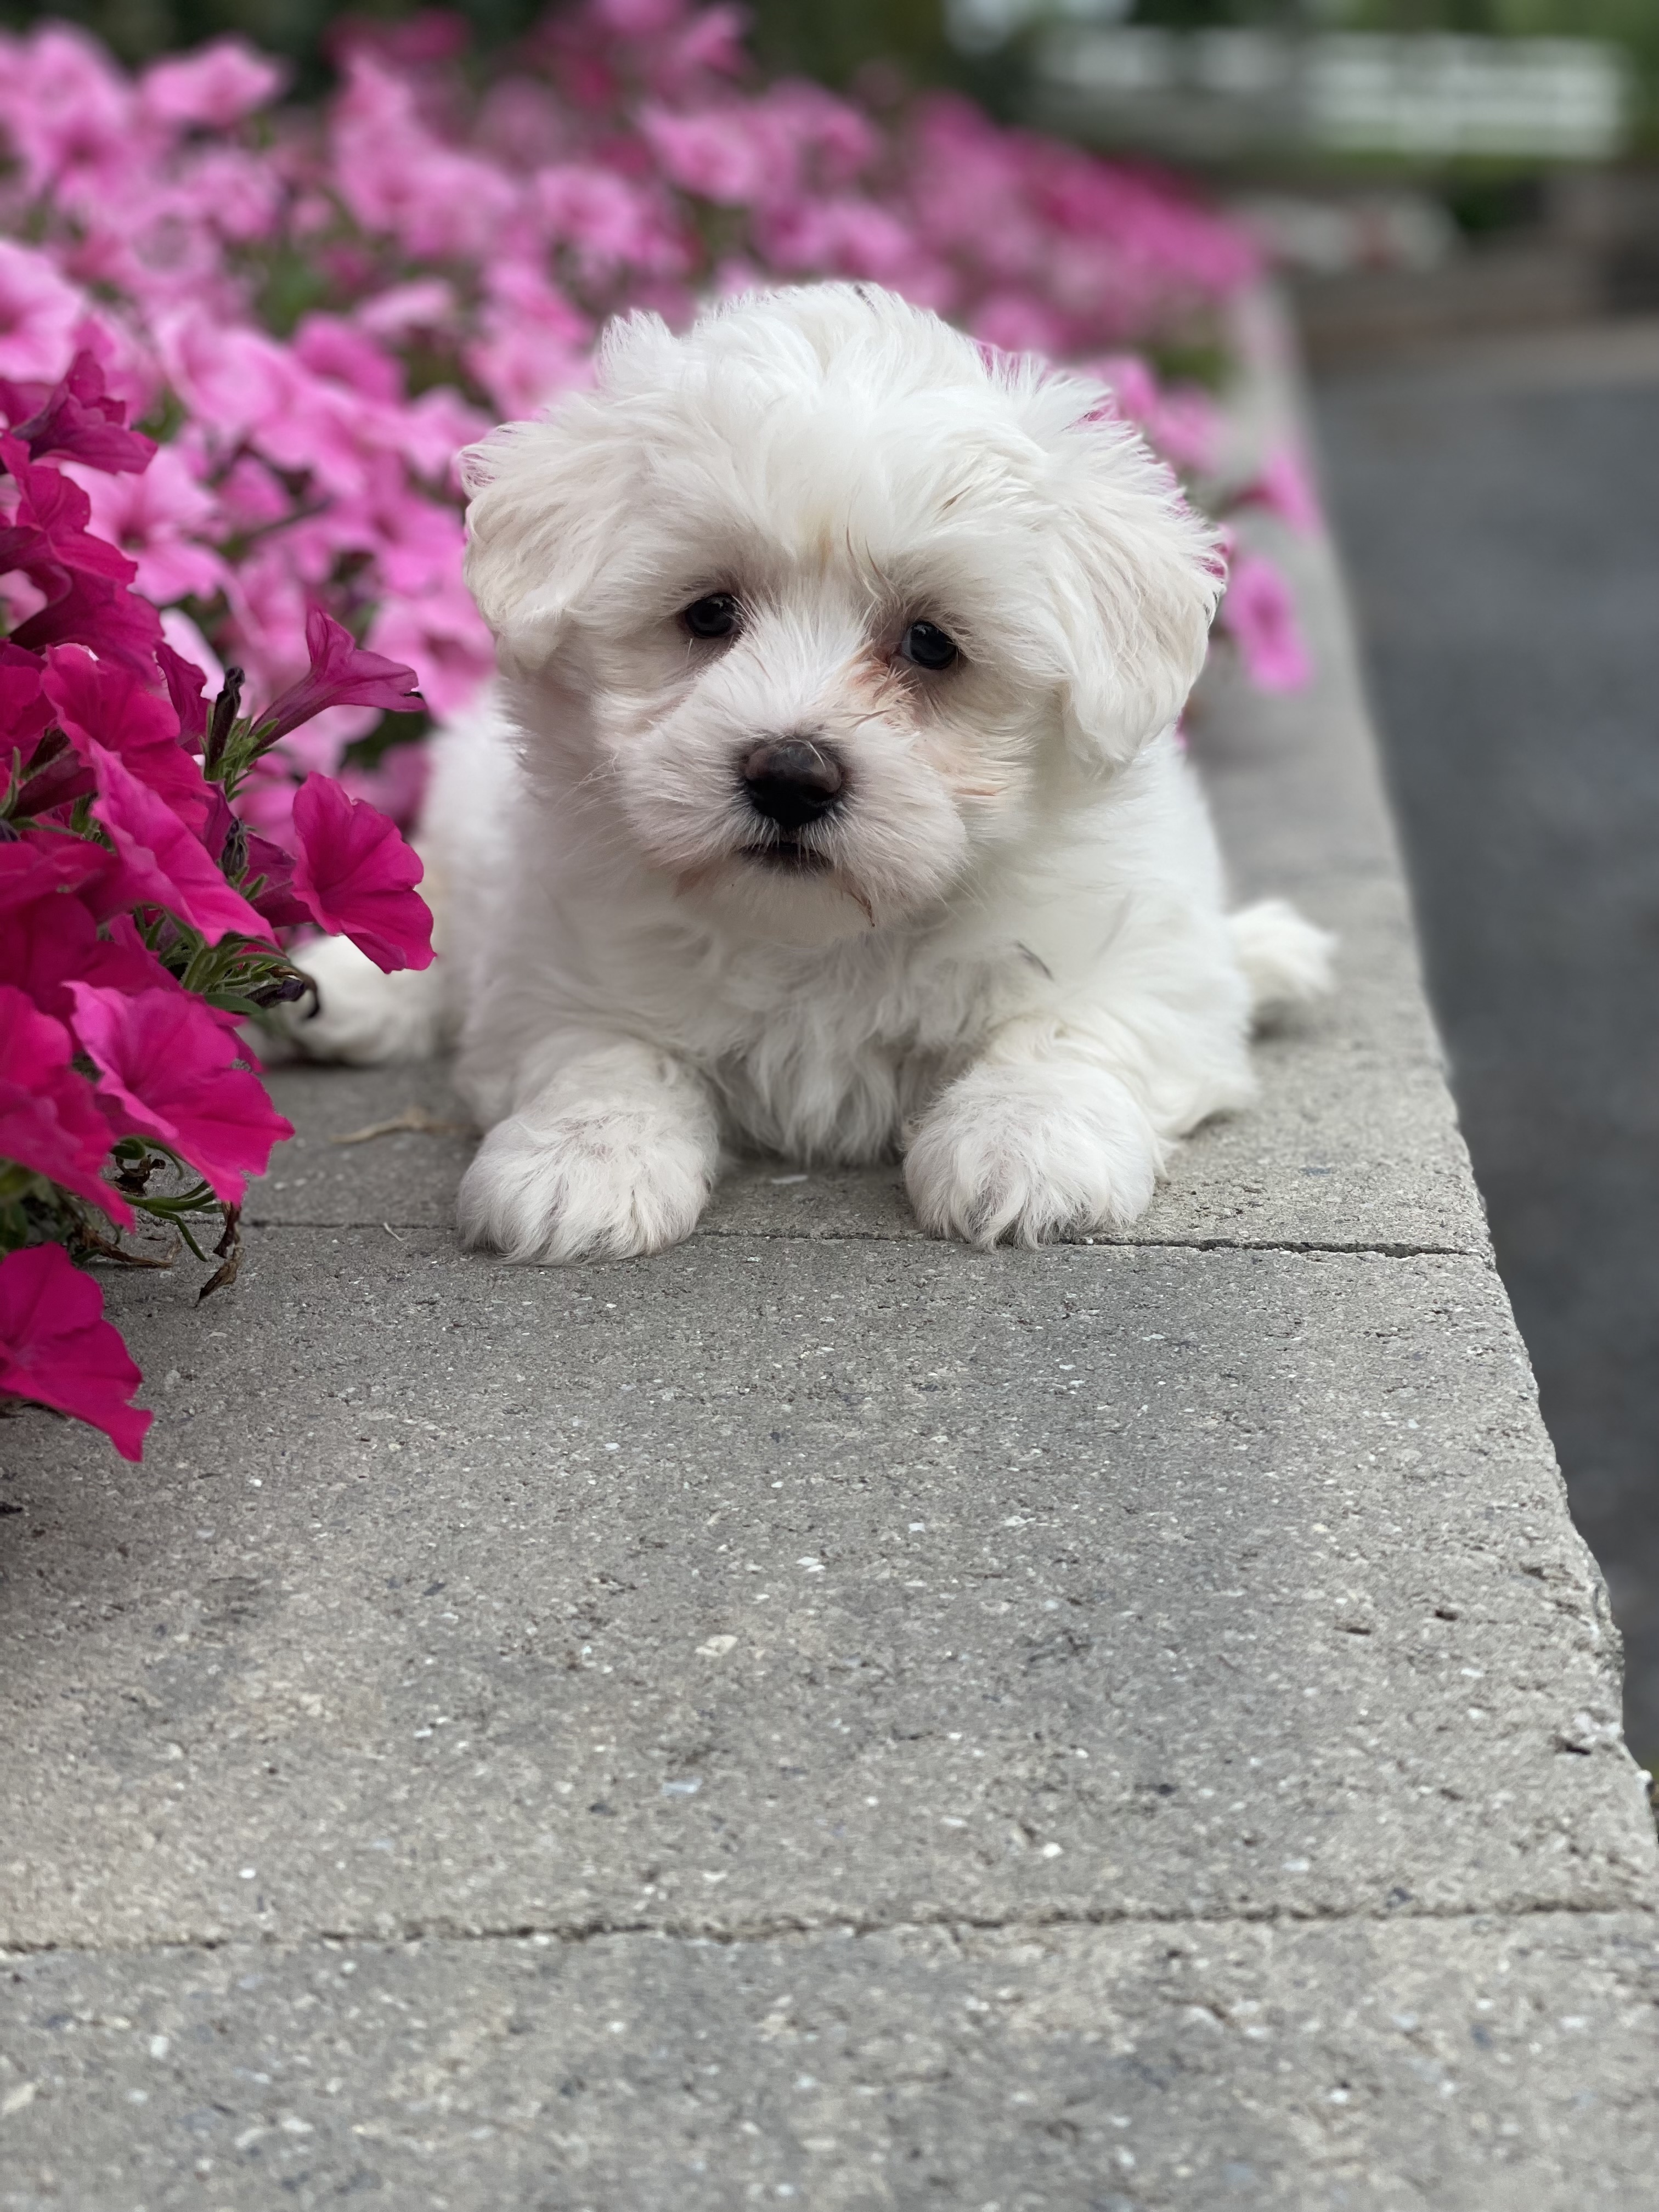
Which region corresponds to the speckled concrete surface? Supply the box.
[1314,327,1659,1762]
[5,1234,1650,1953]
[4,1916,1657,2212]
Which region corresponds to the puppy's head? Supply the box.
[462,283,1221,946]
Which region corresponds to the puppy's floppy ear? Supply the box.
[459,421,584,676]
[1036,395,1224,769]
[460,311,675,675]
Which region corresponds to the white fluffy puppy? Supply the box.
[298,282,1331,1261]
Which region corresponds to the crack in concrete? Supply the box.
[241,1218,1485,1262]
[5,1894,1652,1966]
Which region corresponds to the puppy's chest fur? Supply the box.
[698,934,1029,1162]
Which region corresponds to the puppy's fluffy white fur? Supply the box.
[296,283,1331,1260]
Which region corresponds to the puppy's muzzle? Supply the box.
[741,737,844,832]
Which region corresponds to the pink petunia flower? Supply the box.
[0,26,133,201]
[653,2,748,92]
[465,263,592,420]
[167,144,285,248]
[139,38,285,132]
[1144,386,1225,476]
[1219,552,1313,693]
[340,740,430,836]
[366,579,492,721]
[970,291,1066,360]
[0,1241,149,1461]
[751,81,877,190]
[65,443,225,607]
[292,313,401,403]
[533,165,686,279]
[331,55,519,262]
[289,770,433,973]
[638,106,768,205]
[1243,441,1322,534]
[0,242,85,384]
[87,742,271,944]
[215,453,290,533]
[68,981,293,1204]
[757,198,914,283]
[0,981,132,1224]
[354,278,457,343]
[592,0,686,36]
[152,313,298,447]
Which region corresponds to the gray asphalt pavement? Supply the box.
[1313,322,1659,1762]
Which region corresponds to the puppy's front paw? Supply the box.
[279,934,445,1066]
[458,1102,715,1263]
[905,1063,1162,1248]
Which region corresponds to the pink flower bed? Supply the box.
[0,1,1314,1458]
[0,1,1307,821]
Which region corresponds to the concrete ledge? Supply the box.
[3,1232,1648,1954]
[2,308,1654,2207]
[4,1916,1657,2212]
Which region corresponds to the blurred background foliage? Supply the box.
[3,0,1653,189]
[9,0,1655,109]
[0,0,957,81]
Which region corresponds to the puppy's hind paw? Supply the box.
[905,1063,1163,1248]
[1229,898,1335,1020]
[458,1102,716,1264]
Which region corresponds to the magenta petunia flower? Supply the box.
[4,348,155,475]
[0,884,170,1023]
[67,981,294,1204]
[1219,553,1313,695]
[10,566,165,676]
[156,639,209,743]
[87,742,271,945]
[0,983,132,1226]
[0,640,52,749]
[0,828,123,920]
[289,770,433,973]
[46,642,210,832]
[249,607,421,748]
[0,1240,150,1460]
[0,438,137,588]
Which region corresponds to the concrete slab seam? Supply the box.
[4,1893,1654,1967]
[240,1218,1488,1261]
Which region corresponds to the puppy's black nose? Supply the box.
[741,737,844,830]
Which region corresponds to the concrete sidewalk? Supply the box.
[3,341,1656,2208]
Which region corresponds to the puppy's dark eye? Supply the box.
[682,592,741,641]
[899,620,959,672]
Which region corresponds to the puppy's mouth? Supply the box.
[741,840,834,874]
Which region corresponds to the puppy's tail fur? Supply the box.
[1229,898,1335,1021]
